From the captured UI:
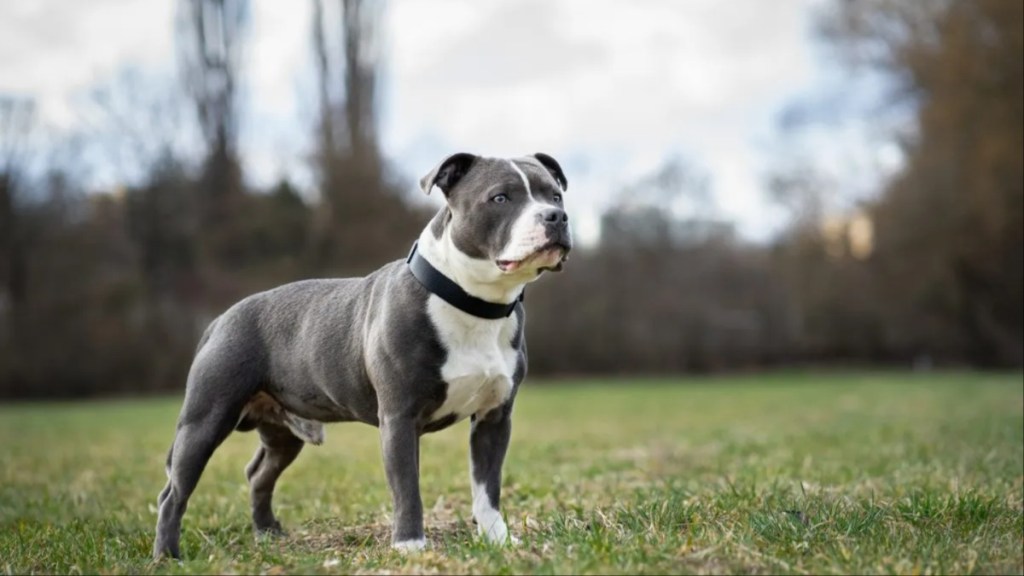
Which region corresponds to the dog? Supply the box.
[153,152,571,558]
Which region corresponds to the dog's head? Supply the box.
[420,153,572,284]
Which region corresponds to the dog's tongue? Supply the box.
[497,260,521,272]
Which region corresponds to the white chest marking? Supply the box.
[428,296,518,422]
[499,160,550,263]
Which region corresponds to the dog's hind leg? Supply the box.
[153,394,243,559]
[245,422,304,535]
[153,348,257,560]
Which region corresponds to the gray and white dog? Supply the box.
[153,152,571,559]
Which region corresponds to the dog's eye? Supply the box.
[552,193,563,203]
[492,194,509,204]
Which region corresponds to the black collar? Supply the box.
[406,241,522,319]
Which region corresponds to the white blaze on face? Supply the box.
[496,161,553,267]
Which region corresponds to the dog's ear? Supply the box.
[533,152,567,191]
[420,153,478,196]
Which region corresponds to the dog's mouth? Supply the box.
[496,241,571,273]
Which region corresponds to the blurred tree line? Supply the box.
[0,0,1020,398]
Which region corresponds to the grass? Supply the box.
[1,371,1022,575]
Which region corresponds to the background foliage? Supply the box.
[0,0,1021,398]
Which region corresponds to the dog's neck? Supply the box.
[415,222,532,306]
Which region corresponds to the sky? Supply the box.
[0,0,900,244]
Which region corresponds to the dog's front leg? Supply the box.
[469,406,517,545]
[380,416,425,551]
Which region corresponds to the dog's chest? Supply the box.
[427,297,518,422]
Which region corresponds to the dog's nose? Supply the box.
[540,207,569,227]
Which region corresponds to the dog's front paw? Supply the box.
[478,514,518,546]
[392,538,427,553]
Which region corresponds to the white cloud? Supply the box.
[384,0,818,241]
[1,0,865,243]
[0,0,175,129]
[238,1,316,188]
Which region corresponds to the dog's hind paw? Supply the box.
[392,538,427,553]
[254,521,288,539]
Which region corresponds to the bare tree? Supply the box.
[78,67,197,187]
[308,0,423,273]
[176,0,249,229]
[340,0,382,167]
[0,97,35,318]
[822,0,1024,365]
[312,0,337,166]
[311,0,382,166]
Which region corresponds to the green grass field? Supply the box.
[1,372,1021,575]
